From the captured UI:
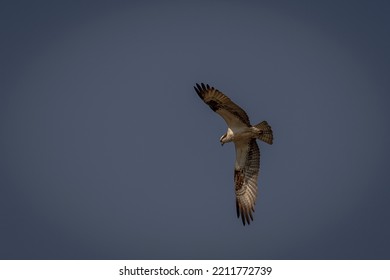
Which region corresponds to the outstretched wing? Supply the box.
[194,83,250,128]
[234,138,260,226]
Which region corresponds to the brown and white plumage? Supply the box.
[194,83,273,226]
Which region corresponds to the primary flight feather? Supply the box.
[194,83,273,226]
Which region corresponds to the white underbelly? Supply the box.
[228,126,254,141]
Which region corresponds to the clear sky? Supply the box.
[1,0,390,259]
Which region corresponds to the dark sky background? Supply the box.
[1,0,390,259]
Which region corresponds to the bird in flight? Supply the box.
[194,83,273,226]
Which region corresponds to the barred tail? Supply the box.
[254,121,273,144]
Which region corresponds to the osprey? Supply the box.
[195,83,273,226]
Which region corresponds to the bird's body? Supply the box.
[194,83,273,226]
[224,126,262,143]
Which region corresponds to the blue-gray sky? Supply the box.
[1,0,390,259]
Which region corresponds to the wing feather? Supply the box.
[234,139,260,226]
[194,83,251,128]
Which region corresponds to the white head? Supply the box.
[219,133,231,146]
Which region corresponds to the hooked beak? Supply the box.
[220,142,224,146]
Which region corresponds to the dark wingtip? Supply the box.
[194,83,203,98]
[241,208,247,226]
[195,82,215,99]
[245,211,251,226]
[237,203,255,226]
[194,82,214,91]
